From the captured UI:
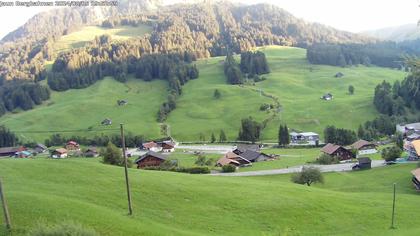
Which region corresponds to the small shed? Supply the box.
[355,157,372,170]
[334,72,344,78]
[321,93,333,101]
[101,118,112,126]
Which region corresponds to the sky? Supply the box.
[0,0,419,39]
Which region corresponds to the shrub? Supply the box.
[101,142,124,166]
[316,154,339,165]
[291,167,323,186]
[184,166,210,174]
[29,222,98,236]
[381,146,402,162]
[222,164,237,173]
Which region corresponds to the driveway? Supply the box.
[210,160,387,176]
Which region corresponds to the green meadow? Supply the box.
[0,46,407,142]
[52,25,152,54]
[0,158,419,235]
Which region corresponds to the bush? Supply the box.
[316,154,339,165]
[221,164,237,173]
[184,166,210,174]
[381,146,402,162]
[29,222,98,236]
[291,167,323,186]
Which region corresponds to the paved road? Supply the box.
[177,145,235,154]
[210,160,387,176]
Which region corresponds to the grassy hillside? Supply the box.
[0,77,167,142]
[0,46,406,142]
[52,25,152,54]
[0,158,419,235]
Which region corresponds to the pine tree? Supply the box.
[211,133,216,143]
[219,130,227,142]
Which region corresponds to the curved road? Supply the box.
[210,160,388,176]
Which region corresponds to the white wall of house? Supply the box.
[358,149,377,155]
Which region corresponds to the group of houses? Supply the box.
[396,122,420,161]
[140,140,176,153]
[0,144,49,158]
[320,140,377,169]
[50,141,99,158]
[216,144,276,168]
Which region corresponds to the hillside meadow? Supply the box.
[0,158,419,235]
[0,46,407,142]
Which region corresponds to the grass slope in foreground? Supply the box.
[169,46,406,141]
[0,158,420,235]
[0,78,167,141]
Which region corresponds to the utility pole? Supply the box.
[391,183,396,229]
[120,124,133,215]
[0,178,11,231]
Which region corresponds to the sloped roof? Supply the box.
[412,140,420,156]
[240,150,270,162]
[217,157,240,166]
[142,141,158,149]
[54,148,68,154]
[321,143,342,155]
[411,168,420,181]
[351,140,375,150]
[135,151,166,163]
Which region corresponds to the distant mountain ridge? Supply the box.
[362,24,420,42]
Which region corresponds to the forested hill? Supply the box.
[0,2,373,82]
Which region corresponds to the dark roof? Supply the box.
[0,147,23,154]
[36,143,47,149]
[357,157,372,164]
[235,144,260,153]
[321,143,342,155]
[240,150,269,161]
[351,140,375,150]
[135,151,166,163]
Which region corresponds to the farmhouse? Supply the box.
[239,150,271,162]
[51,148,68,158]
[408,140,420,161]
[141,141,162,152]
[321,143,353,161]
[160,141,176,153]
[34,143,47,153]
[135,151,166,168]
[411,168,420,190]
[350,140,377,155]
[217,152,251,167]
[290,132,320,145]
[84,147,99,157]
[0,146,25,157]
[406,133,420,142]
[66,141,80,151]
[216,157,241,167]
[352,157,372,170]
[321,93,333,101]
[233,144,261,155]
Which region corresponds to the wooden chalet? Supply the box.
[141,141,162,152]
[321,143,353,161]
[411,168,420,191]
[350,140,377,155]
[239,150,271,162]
[0,146,25,157]
[65,141,80,151]
[216,152,251,167]
[352,157,372,170]
[135,151,166,168]
[84,147,99,157]
[51,148,68,158]
[160,141,175,153]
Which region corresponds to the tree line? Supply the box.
[0,125,18,147]
[224,51,270,84]
[306,42,410,68]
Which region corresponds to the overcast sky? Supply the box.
[0,0,419,39]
